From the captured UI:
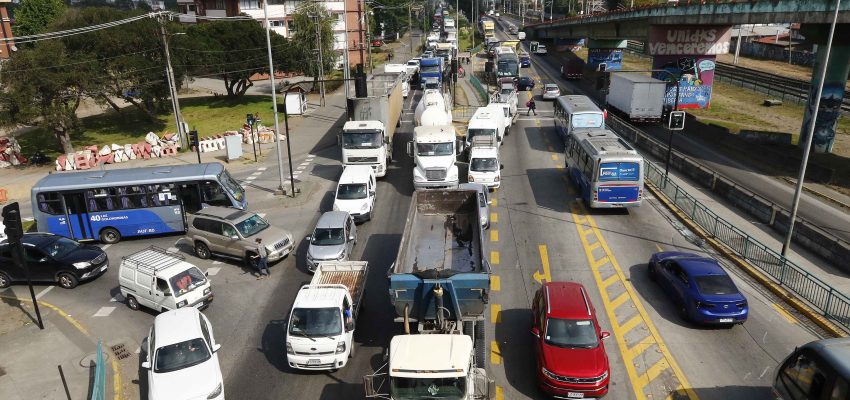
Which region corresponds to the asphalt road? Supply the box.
[0,24,829,400]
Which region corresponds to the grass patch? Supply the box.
[15,95,282,158]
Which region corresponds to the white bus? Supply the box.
[564,130,643,208]
[553,95,606,142]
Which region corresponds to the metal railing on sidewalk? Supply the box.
[642,157,850,333]
[468,75,488,103]
[90,339,107,400]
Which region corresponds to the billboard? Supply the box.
[652,55,717,109]
[648,26,732,56]
[588,49,623,71]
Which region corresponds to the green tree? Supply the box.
[289,3,337,87]
[0,40,96,154]
[184,18,290,97]
[12,0,66,37]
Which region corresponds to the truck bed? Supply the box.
[312,261,369,307]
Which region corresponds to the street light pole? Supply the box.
[782,0,842,257]
[159,17,185,149]
[313,14,327,107]
[262,0,286,195]
[343,0,351,98]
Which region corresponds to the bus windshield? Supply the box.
[599,162,640,182]
[497,60,518,77]
[571,113,604,129]
[219,171,245,202]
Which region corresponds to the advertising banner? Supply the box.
[588,49,623,71]
[652,55,717,109]
[648,26,732,56]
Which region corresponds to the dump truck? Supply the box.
[342,71,404,177]
[364,189,494,399]
[286,261,368,371]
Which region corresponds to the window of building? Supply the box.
[239,0,259,10]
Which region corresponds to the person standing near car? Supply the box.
[252,238,270,279]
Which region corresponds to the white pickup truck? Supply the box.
[285,261,368,371]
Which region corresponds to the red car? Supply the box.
[371,39,384,47]
[532,282,611,398]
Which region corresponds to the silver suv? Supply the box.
[305,211,357,272]
[187,207,294,266]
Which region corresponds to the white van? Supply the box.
[488,102,514,132]
[468,136,501,190]
[333,165,377,223]
[119,247,212,312]
[465,107,505,151]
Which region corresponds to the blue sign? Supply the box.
[599,162,639,181]
[597,186,640,202]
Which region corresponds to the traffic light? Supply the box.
[246,113,255,125]
[189,130,199,148]
[668,111,686,130]
[596,72,610,93]
[2,202,24,242]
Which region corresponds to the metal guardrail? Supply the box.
[643,160,850,332]
[90,340,106,400]
[468,75,488,103]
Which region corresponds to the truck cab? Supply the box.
[419,57,444,89]
[409,125,460,190]
[286,261,368,371]
[341,120,390,177]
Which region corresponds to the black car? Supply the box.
[517,77,536,91]
[0,233,109,289]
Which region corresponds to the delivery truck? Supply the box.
[606,72,666,123]
[342,71,404,177]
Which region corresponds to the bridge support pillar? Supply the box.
[585,39,626,71]
[798,24,850,154]
[647,25,732,109]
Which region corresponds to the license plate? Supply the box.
[567,393,584,399]
[719,318,734,323]
[307,359,321,365]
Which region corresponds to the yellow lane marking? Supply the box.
[550,154,558,161]
[491,304,502,323]
[533,244,553,284]
[635,358,671,387]
[620,315,642,335]
[492,198,498,206]
[588,241,602,252]
[491,275,501,291]
[628,340,655,357]
[772,303,799,324]
[495,386,504,400]
[610,292,630,309]
[490,230,499,242]
[556,164,565,169]
[491,251,500,265]
[655,244,664,252]
[491,340,502,364]
[570,203,699,400]
[0,295,123,400]
[578,227,595,237]
[490,212,499,223]
[600,272,619,288]
[593,256,612,270]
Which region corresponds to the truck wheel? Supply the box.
[474,320,486,369]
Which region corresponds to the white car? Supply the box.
[143,308,225,400]
[536,44,548,55]
[542,83,561,100]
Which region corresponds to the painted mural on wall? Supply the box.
[555,38,584,53]
[652,55,717,109]
[800,47,850,154]
[587,49,623,71]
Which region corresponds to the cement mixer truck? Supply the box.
[414,89,453,127]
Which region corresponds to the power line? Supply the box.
[0,48,161,74]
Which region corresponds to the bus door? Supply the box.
[62,193,95,240]
[178,183,203,214]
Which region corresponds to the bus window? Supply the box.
[778,352,827,400]
[87,188,116,212]
[201,181,231,207]
[117,186,148,209]
[37,192,63,215]
[148,184,177,207]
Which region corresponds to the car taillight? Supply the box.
[638,188,643,199]
[593,190,598,201]
[695,301,714,309]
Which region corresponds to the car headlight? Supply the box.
[335,341,346,354]
[73,261,91,270]
[495,175,500,182]
[286,342,294,355]
[203,287,211,296]
[337,253,346,261]
[207,382,223,399]
[541,366,558,380]
[360,203,369,212]
[306,253,314,261]
[176,300,188,308]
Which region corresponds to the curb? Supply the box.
[780,176,850,212]
[645,181,847,338]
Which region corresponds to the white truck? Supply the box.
[465,107,505,151]
[285,261,368,371]
[415,89,453,127]
[384,63,410,98]
[468,136,501,189]
[606,72,667,123]
[342,71,404,177]
[408,125,460,190]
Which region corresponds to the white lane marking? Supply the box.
[93,307,116,317]
[759,366,771,379]
[135,346,141,354]
[212,260,223,265]
[258,167,268,171]
[167,247,179,253]
[299,161,310,166]
[258,213,267,218]
[251,172,263,176]
[110,294,124,302]
[35,286,54,300]
[101,244,112,250]
[245,176,257,181]
[206,267,221,276]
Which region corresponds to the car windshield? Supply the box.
[218,171,244,203]
[695,275,738,295]
[289,307,342,337]
[390,377,466,399]
[43,237,82,259]
[417,142,454,156]
[545,318,599,348]
[467,128,496,140]
[471,157,499,172]
[154,338,211,373]
[169,267,207,296]
[343,131,382,149]
[337,184,368,200]
[235,214,269,237]
[311,228,345,246]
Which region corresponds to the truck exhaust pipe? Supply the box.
[404,303,410,334]
[434,284,445,328]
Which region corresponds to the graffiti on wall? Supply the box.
[648,26,732,56]
[587,49,623,71]
[652,55,717,109]
[739,42,816,66]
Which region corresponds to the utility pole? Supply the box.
[358,0,365,68]
[262,0,286,195]
[366,7,372,73]
[408,4,413,54]
[313,14,326,107]
[343,0,351,98]
[159,16,186,149]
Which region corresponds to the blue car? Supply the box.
[648,252,748,326]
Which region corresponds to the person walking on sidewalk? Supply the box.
[526,97,537,116]
[251,238,270,279]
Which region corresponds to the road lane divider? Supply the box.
[568,202,700,400]
[772,303,799,325]
[490,212,499,223]
[491,275,501,291]
[491,304,502,323]
[490,340,502,365]
[490,230,499,242]
[491,251,500,265]
[533,244,553,284]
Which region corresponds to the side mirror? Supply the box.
[163,291,172,297]
[500,164,505,170]
[407,141,413,157]
[369,191,376,197]
[337,134,342,146]
[601,332,611,340]
[348,235,355,241]
[213,343,222,352]
[230,235,239,240]
[141,361,151,369]
[346,320,355,332]
[305,236,312,241]
[38,257,48,263]
[205,271,209,277]
[531,327,541,338]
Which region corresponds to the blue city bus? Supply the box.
[553,95,606,142]
[31,163,246,243]
[564,130,644,208]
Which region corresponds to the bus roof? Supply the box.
[557,95,603,115]
[576,130,639,158]
[32,163,226,193]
